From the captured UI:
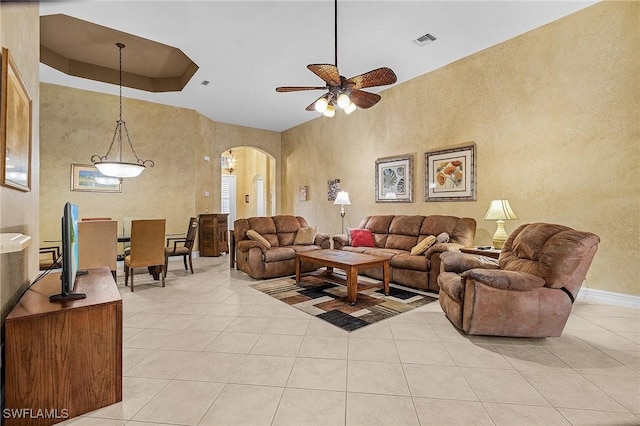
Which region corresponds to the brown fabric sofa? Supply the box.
[437,223,600,337]
[332,215,476,292]
[234,215,331,279]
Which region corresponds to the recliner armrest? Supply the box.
[332,234,349,250]
[462,268,546,291]
[440,251,499,273]
[314,232,331,248]
[236,240,269,253]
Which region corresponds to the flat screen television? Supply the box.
[49,202,87,301]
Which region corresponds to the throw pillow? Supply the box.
[350,229,375,248]
[436,232,450,244]
[246,229,271,248]
[294,227,315,245]
[410,235,436,255]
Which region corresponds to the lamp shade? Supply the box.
[484,200,518,221]
[334,191,351,206]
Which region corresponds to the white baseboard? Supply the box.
[577,287,640,309]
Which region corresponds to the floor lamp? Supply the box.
[333,191,351,234]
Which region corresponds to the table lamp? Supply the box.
[484,199,518,249]
[333,191,351,234]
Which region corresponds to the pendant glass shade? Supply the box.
[337,93,350,108]
[222,149,236,174]
[344,102,356,115]
[94,161,145,178]
[323,104,336,117]
[315,97,329,113]
[91,43,153,179]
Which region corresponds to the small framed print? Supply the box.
[327,178,340,201]
[71,164,122,193]
[298,185,308,201]
[424,143,476,202]
[375,155,413,202]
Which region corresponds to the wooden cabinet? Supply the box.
[4,267,122,425]
[199,213,229,257]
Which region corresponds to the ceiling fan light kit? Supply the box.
[276,0,397,117]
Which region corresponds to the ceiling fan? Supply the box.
[276,0,397,117]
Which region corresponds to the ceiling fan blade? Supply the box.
[349,89,381,109]
[305,93,329,111]
[345,67,397,90]
[276,86,326,93]
[307,64,341,86]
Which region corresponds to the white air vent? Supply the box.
[413,33,437,47]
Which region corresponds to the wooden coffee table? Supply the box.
[295,249,390,306]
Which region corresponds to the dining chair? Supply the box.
[125,219,166,292]
[164,217,198,277]
[78,220,118,279]
[39,245,61,270]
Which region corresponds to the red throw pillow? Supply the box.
[350,229,375,248]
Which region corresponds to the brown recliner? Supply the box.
[437,223,600,337]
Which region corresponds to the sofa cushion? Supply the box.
[294,227,315,245]
[390,252,428,271]
[263,246,296,262]
[246,229,271,248]
[410,235,436,255]
[274,215,306,246]
[361,248,403,259]
[351,229,375,247]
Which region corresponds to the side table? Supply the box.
[460,247,501,259]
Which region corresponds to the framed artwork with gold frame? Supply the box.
[1,47,32,192]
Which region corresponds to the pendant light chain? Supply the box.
[91,42,154,179]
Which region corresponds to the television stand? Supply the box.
[5,266,122,425]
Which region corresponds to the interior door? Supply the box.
[221,175,236,229]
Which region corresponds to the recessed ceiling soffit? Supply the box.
[40,14,198,93]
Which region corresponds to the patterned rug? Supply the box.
[250,274,438,332]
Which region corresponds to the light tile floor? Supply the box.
[61,256,639,426]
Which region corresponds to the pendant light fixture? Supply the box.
[91,42,154,179]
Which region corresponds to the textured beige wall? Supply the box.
[282,1,640,296]
[40,85,281,250]
[0,3,40,321]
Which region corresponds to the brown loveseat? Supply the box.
[332,215,476,292]
[437,223,600,337]
[234,215,331,279]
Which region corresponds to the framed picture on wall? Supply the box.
[327,178,340,201]
[424,143,476,201]
[298,185,308,201]
[71,164,122,193]
[1,47,32,192]
[375,155,413,202]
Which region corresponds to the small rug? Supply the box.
[250,274,438,332]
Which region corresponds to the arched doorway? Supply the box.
[221,147,275,224]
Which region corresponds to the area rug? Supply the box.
[250,274,438,332]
